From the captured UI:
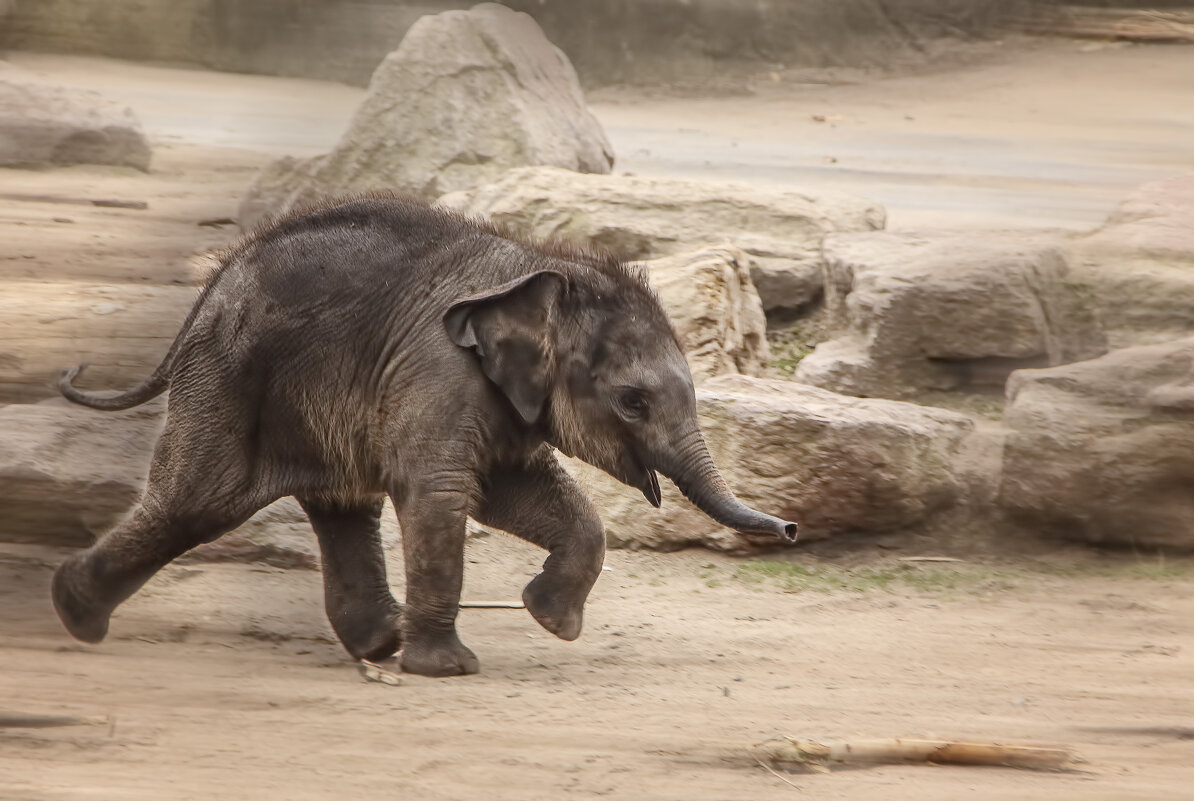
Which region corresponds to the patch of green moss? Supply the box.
[734,555,1194,596]
[735,560,1014,595]
[1033,556,1194,582]
[913,391,1006,421]
[767,325,818,376]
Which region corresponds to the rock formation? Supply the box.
[795,230,1107,398]
[0,67,150,171]
[239,3,613,229]
[438,166,885,314]
[1000,337,1194,550]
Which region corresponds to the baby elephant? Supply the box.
[52,196,796,677]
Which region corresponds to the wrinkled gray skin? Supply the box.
[51,197,796,677]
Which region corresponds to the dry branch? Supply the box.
[459,600,525,609]
[751,737,1083,773]
[0,192,148,209]
[1079,725,1194,740]
[0,712,109,728]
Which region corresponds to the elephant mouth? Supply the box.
[640,466,661,508]
[629,452,661,508]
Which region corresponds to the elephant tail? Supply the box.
[59,278,218,411]
[59,361,173,411]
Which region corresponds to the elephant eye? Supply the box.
[615,387,649,422]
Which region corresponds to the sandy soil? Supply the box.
[2,39,1194,800]
[2,539,1193,801]
[594,39,1194,230]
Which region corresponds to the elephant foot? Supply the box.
[334,608,403,663]
[400,630,479,677]
[51,555,111,644]
[522,573,585,642]
[348,622,402,663]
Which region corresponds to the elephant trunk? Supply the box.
[657,428,797,543]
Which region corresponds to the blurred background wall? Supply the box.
[0,0,1060,87]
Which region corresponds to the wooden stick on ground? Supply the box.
[459,600,525,609]
[1078,725,1194,740]
[0,192,149,209]
[0,713,109,728]
[751,737,1084,773]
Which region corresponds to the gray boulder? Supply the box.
[640,244,768,383]
[1065,172,1194,347]
[436,166,885,314]
[1000,338,1194,551]
[795,230,1107,398]
[0,68,150,171]
[565,374,973,552]
[0,398,351,565]
[0,398,164,547]
[185,498,321,570]
[1,248,761,400]
[0,280,197,404]
[238,155,324,233]
[239,3,613,229]
[187,497,401,570]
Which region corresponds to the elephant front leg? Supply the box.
[392,479,479,677]
[477,448,606,641]
[298,495,401,662]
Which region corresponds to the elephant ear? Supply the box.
[443,270,564,425]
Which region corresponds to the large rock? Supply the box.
[0,68,150,171]
[187,497,401,570]
[239,3,613,229]
[437,166,885,314]
[0,398,164,547]
[1000,338,1194,551]
[795,231,1107,398]
[0,280,197,403]
[1065,173,1194,347]
[0,398,364,564]
[566,374,973,552]
[640,244,768,382]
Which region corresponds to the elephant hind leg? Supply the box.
[52,416,275,644]
[52,495,266,643]
[297,495,402,661]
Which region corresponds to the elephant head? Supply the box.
[444,261,797,543]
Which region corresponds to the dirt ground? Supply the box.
[2,39,1194,800]
[3,539,1193,800]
